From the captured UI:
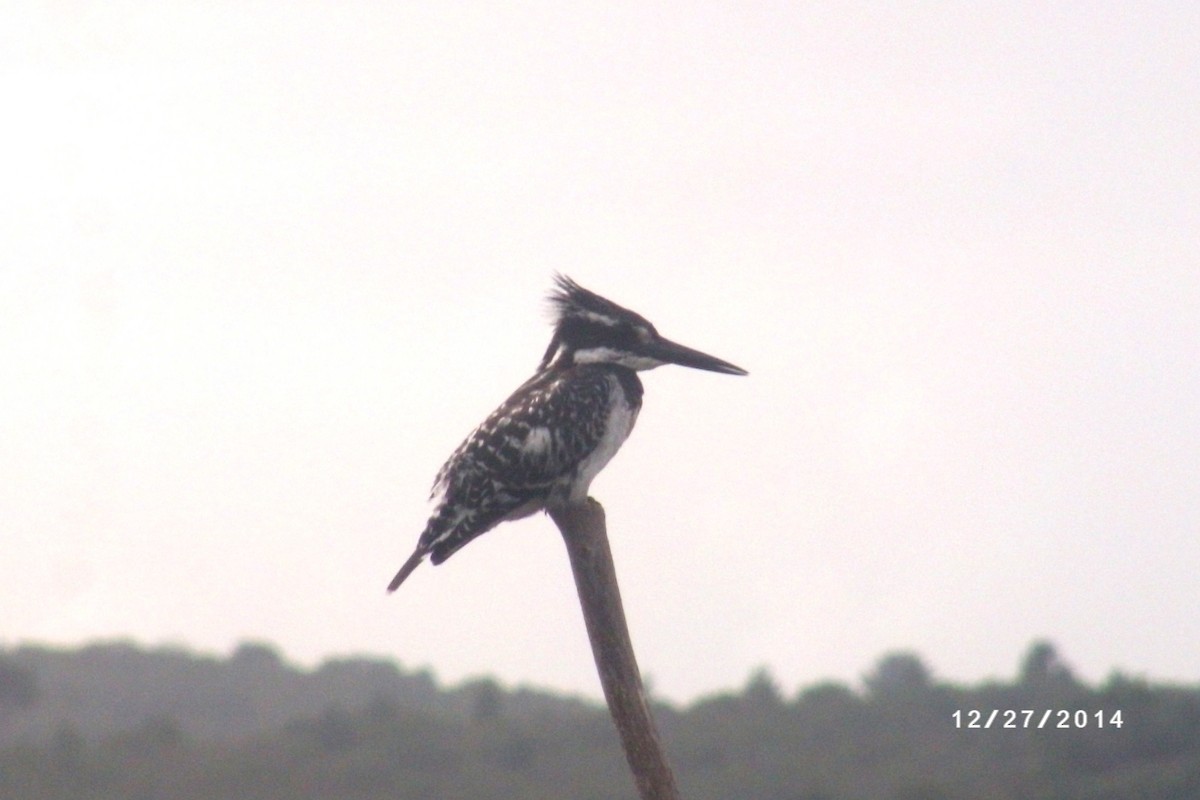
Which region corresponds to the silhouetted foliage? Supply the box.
[864,652,932,697]
[1020,640,1077,687]
[464,677,505,722]
[0,657,38,711]
[1,639,1197,799]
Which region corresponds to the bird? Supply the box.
[387,275,747,592]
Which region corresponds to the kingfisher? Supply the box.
[387,275,746,592]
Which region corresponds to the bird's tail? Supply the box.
[386,546,426,593]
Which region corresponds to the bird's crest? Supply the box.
[547,274,653,330]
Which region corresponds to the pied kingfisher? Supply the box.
[387,275,746,592]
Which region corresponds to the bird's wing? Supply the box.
[420,367,614,562]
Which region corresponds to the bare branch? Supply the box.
[549,499,682,800]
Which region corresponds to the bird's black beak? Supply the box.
[650,335,748,376]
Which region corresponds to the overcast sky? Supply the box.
[3,2,1197,704]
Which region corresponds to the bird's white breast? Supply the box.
[564,373,639,504]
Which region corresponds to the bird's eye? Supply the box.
[635,327,652,343]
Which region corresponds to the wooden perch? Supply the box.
[549,499,682,800]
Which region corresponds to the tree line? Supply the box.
[1,639,1197,799]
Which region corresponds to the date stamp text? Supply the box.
[952,709,1124,729]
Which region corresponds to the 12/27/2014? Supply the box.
[953,709,1124,729]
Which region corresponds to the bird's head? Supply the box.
[539,275,748,376]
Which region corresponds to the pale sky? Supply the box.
[3,2,1198,704]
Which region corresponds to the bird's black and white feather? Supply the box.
[387,275,746,592]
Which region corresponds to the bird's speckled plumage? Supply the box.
[423,364,643,564]
[387,275,744,592]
